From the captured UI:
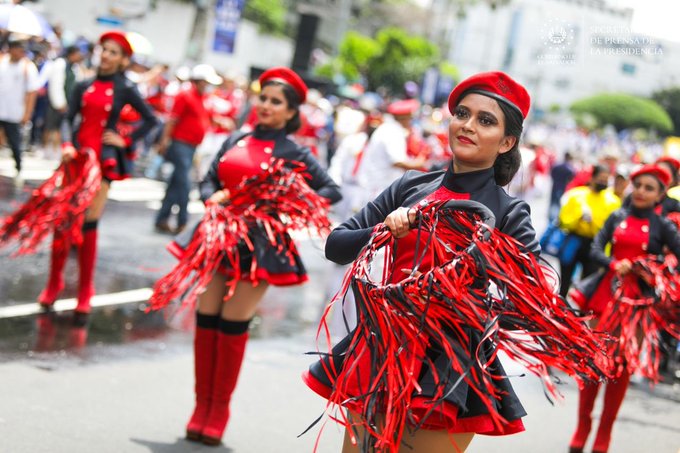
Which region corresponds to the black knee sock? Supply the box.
[196,312,220,329]
[218,318,251,335]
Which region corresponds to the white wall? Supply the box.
[445,0,680,111]
[39,0,293,75]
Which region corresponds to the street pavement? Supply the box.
[0,152,678,453]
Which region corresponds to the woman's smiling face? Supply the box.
[448,93,516,171]
[256,84,295,130]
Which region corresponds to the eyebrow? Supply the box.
[457,104,499,121]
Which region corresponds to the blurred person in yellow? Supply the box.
[557,164,621,297]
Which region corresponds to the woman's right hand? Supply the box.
[61,144,77,163]
[207,189,230,205]
[384,207,417,239]
[614,258,632,276]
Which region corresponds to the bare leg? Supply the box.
[84,180,110,222]
[220,280,270,321]
[341,410,474,453]
[197,272,228,315]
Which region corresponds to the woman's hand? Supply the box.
[61,144,77,163]
[384,207,417,239]
[207,189,230,205]
[614,259,632,276]
[102,130,127,148]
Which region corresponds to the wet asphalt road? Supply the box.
[0,153,678,453]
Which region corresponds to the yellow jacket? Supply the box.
[558,186,621,238]
[667,185,680,201]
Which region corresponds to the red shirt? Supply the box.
[170,85,210,146]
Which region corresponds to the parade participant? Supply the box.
[32,31,157,319]
[304,72,606,452]
[557,165,621,297]
[653,155,680,213]
[160,67,341,446]
[621,157,680,215]
[355,98,426,205]
[155,64,222,234]
[568,164,680,453]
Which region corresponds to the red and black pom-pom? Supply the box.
[0,151,101,256]
[600,256,680,382]
[148,159,332,311]
[310,200,610,452]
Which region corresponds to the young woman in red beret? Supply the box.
[169,67,341,445]
[568,164,680,453]
[303,72,573,452]
[36,31,157,320]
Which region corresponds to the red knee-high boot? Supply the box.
[568,382,601,452]
[76,222,98,314]
[202,319,250,446]
[186,313,220,441]
[38,231,70,306]
[592,371,631,453]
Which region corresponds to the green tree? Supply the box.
[339,31,381,80]
[242,0,287,35]
[651,87,680,136]
[316,27,444,95]
[570,93,674,134]
[366,27,440,93]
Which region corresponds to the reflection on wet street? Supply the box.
[0,170,335,367]
[0,276,332,363]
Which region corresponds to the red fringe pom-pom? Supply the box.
[148,159,332,311]
[0,151,101,256]
[600,256,680,382]
[311,200,610,452]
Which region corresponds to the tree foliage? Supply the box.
[315,27,442,94]
[651,87,680,136]
[365,27,440,93]
[570,93,674,135]
[242,0,286,35]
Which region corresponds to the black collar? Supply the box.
[253,125,287,141]
[630,205,656,219]
[96,72,118,82]
[441,165,496,193]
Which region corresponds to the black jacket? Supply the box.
[326,166,540,265]
[200,126,342,204]
[590,206,680,269]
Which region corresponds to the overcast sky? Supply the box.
[608,0,680,42]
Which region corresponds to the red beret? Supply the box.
[99,30,133,56]
[259,67,307,104]
[655,155,680,172]
[387,99,420,117]
[448,71,531,119]
[630,164,671,188]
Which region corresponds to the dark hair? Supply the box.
[591,164,609,179]
[493,100,524,186]
[65,45,80,57]
[261,80,302,134]
[564,152,573,161]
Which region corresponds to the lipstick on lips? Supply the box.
[457,135,475,145]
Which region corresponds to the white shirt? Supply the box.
[328,131,368,186]
[0,55,40,123]
[47,58,86,110]
[356,117,409,199]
